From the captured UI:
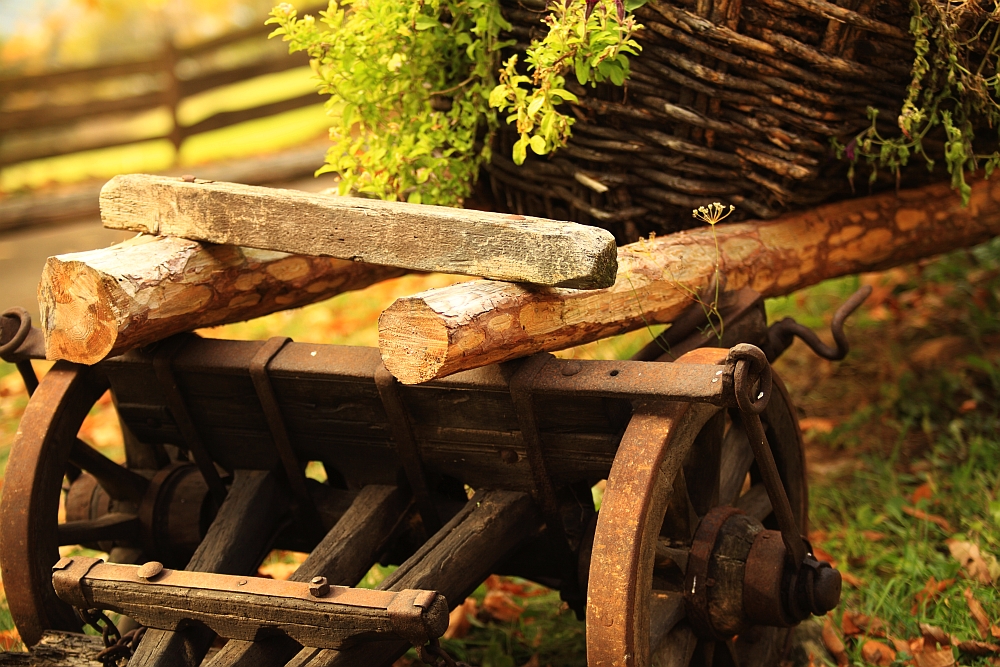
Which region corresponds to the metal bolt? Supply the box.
[561,361,582,376]
[181,174,197,183]
[138,561,164,581]
[309,576,330,597]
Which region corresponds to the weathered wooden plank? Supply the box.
[129,470,290,667]
[39,234,405,365]
[204,485,411,667]
[292,489,543,667]
[0,631,102,667]
[99,175,619,288]
[378,177,1000,383]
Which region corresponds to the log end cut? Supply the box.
[378,297,451,385]
[38,256,121,365]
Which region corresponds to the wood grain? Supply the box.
[379,177,1000,383]
[38,235,405,365]
[99,175,619,288]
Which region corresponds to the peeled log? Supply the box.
[379,178,1000,384]
[40,235,405,365]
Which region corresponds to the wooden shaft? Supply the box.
[38,235,406,365]
[98,174,619,288]
[379,178,1000,384]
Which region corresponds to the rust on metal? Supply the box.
[742,529,791,627]
[50,557,449,650]
[249,336,322,534]
[375,364,441,533]
[509,354,565,544]
[152,336,227,505]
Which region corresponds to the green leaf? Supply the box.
[414,15,438,30]
[513,137,528,165]
[575,56,591,85]
[527,95,545,117]
[529,134,547,155]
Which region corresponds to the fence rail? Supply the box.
[0,9,325,170]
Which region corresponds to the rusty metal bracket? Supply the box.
[374,364,441,534]
[249,337,323,536]
[152,336,227,506]
[0,307,44,395]
[509,354,566,544]
[51,557,449,651]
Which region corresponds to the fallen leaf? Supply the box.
[911,336,968,369]
[861,531,886,541]
[256,561,298,581]
[991,625,1000,639]
[841,571,864,588]
[912,577,955,614]
[0,629,20,652]
[842,612,863,636]
[799,417,836,433]
[902,506,955,533]
[823,616,849,667]
[482,590,525,623]
[947,540,995,584]
[959,398,977,413]
[444,598,477,640]
[912,648,956,667]
[956,640,1000,656]
[891,637,911,653]
[964,588,991,638]
[862,640,896,666]
[913,482,933,504]
[920,623,952,648]
[812,545,837,567]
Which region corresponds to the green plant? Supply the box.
[267,0,511,206]
[268,0,643,204]
[488,0,642,165]
[834,0,1000,203]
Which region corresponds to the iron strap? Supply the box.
[152,335,227,505]
[249,336,323,536]
[374,364,442,534]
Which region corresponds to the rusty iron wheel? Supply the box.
[586,348,807,667]
[0,363,209,646]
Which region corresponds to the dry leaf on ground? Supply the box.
[482,590,526,623]
[956,640,1000,656]
[902,506,955,533]
[912,648,956,667]
[920,623,953,648]
[861,531,886,541]
[841,571,864,587]
[823,616,849,667]
[948,540,999,584]
[0,630,21,652]
[799,417,836,433]
[862,640,896,666]
[842,612,863,636]
[444,598,477,640]
[912,577,955,614]
[964,587,991,637]
[913,482,934,504]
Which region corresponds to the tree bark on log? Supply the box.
[39,235,405,365]
[378,178,1000,384]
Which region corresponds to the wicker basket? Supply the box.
[485,0,940,242]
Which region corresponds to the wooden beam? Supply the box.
[378,177,1000,383]
[99,175,619,289]
[38,235,405,365]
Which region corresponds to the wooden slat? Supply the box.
[99,175,619,287]
[174,4,328,57]
[177,93,321,139]
[0,58,163,96]
[0,92,168,132]
[0,133,169,169]
[177,53,310,98]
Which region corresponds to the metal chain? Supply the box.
[79,608,145,667]
[418,638,471,667]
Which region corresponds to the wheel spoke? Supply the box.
[684,412,725,516]
[661,469,699,540]
[651,622,697,667]
[736,484,772,521]
[58,513,140,545]
[649,591,686,652]
[718,413,754,507]
[69,439,148,502]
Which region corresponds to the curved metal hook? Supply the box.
[765,285,872,363]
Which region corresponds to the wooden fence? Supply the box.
[0,9,326,169]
